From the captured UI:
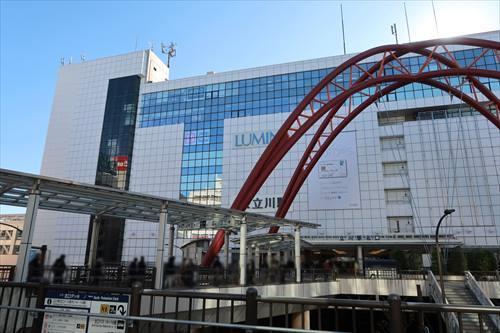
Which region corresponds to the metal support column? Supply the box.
[155,203,168,289]
[15,182,40,282]
[294,226,301,283]
[239,216,247,286]
[356,245,363,276]
[224,230,230,269]
[168,225,175,258]
[87,216,101,269]
[254,246,260,273]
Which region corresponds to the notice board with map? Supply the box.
[42,290,129,333]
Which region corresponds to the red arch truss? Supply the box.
[202,37,500,267]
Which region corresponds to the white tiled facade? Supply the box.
[36,31,499,265]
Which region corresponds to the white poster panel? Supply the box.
[307,131,361,210]
[43,290,129,333]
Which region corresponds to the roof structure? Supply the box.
[0,168,319,232]
[232,232,312,251]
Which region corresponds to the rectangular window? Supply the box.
[385,189,411,203]
[380,136,405,150]
[388,216,414,233]
[383,162,408,175]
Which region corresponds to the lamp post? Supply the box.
[435,209,455,304]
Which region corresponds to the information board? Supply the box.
[307,131,361,210]
[42,290,129,333]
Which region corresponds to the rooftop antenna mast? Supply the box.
[431,0,439,36]
[391,23,399,44]
[161,42,177,68]
[340,3,346,55]
[404,2,411,43]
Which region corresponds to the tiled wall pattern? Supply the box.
[36,31,500,265]
[35,51,150,264]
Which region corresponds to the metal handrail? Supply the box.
[142,288,247,300]
[427,270,460,333]
[468,270,500,281]
[2,281,500,333]
[0,305,340,333]
[465,271,500,331]
[2,302,498,332]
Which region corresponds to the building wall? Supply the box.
[37,31,500,265]
[0,214,24,266]
[34,51,166,264]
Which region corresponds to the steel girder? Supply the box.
[202,37,500,267]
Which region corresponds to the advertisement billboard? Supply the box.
[307,131,361,210]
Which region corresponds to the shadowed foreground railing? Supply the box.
[1,281,499,333]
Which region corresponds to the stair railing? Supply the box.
[426,270,460,333]
[465,270,500,331]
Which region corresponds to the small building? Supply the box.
[0,214,24,266]
[180,239,210,265]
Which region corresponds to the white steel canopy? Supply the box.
[233,233,312,251]
[0,168,319,232]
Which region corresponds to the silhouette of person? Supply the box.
[92,258,104,285]
[27,253,43,283]
[137,256,146,284]
[52,255,67,284]
[164,256,176,288]
[212,256,223,286]
[128,258,138,286]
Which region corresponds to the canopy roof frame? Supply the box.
[0,168,319,232]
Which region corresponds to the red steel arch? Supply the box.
[202,37,500,267]
[276,77,498,219]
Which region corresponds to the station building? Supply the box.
[34,30,499,265]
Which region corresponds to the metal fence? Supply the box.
[1,281,499,333]
[469,271,500,282]
[0,266,14,282]
[0,264,428,289]
[0,265,156,288]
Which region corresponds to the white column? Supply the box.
[168,225,175,258]
[239,217,247,286]
[267,247,272,266]
[224,230,230,268]
[283,250,289,263]
[294,226,301,283]
[254,246,260,271]
[15,183,40,282]
[87,216,101,269]
[155,203,168,289]
[356,245,363,276]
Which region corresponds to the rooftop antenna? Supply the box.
[391,23,399,44]
[162,42,176,68]
[60,57,65,66]
[340,3,346,55]
[431,0,439,36]
[403,2,411,43]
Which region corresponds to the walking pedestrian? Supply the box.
[52,255,67,284]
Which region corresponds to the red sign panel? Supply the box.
[114,156,128,172]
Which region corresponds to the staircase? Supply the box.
[445,281,497,332]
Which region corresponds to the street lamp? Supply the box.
[435,208,455,304]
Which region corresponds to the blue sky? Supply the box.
[0,0,498,214]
